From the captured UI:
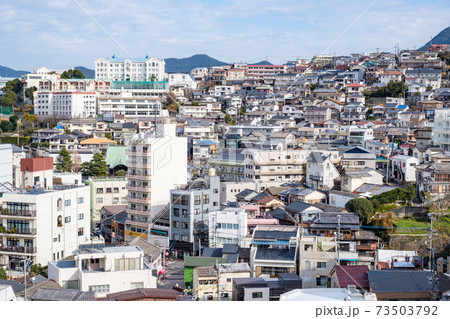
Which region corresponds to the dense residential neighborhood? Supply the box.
[2,29,450,303]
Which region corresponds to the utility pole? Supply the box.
[22,257,32,301]
[337,214,341,265]
[216,260,220,301]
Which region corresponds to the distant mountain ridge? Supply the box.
[0,65,29,78]
[74,66,95,79]
[165,54,228,73]
[419,26,450,50]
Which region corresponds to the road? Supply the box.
[157,259,185,290]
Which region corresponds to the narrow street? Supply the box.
[157,259,185,290]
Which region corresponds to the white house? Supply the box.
[48,243,157,297]
[341,168,384,192]
[329,191,364,208]
[0,181,91,269]
[389,155,419,183]
[209,208,247,248]
[168,72,197,90]
[95,56,166,81]
[305,152,340,191]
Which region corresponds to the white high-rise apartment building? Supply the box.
[95,56,167,81]
[35,91,98,118]
[0,184,91,269]
[125,119,188,241]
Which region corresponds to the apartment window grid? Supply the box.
[89,284,110,294]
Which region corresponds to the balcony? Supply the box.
[127,161,152,169]
[0,246,36,254]
[126,173,151,180]
[127,185,151,192]
[1,228,37,236]
[356,243,377,251]
[125,208,151,216]
[0,209,36,218]
[126,219,150,228]
[126,196,151,204]
[126,150,149,156]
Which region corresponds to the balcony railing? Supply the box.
[0,246,36,254]
[1,228,37,235]
[356,243,377,251]
[127,185,151,192]
[126,173,151,180]
[0,209,36,218]
[127,161,152,169]
[126,196,151,204]
[125,208,151,216]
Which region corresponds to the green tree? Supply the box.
[105,133,113,140]
[81,152,108,177]
[115,169,126,177]
[9,115,19,131]
[426,85,433,91]
[30,263,47,277]
[224,114,234,124]
[25,86,38,103]
[310,83,319,91]
[386,81,408,97]
[55,146,73,172]
[2,78,22,95]
[0,267,6,280]
[1,91,17,107]
[61,69,85,79]
[0,120,13,133]
[150,74,156,82]
[345,198,375,225]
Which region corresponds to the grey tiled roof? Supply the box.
[368,270,434,293]
[254,247,296,261]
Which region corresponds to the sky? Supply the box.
[1,0,450,71]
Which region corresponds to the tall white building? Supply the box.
[97,92,166,118]
[48,242,157,297]
[95,56,166,81]
[209,208,247,248]
[35,91,98,118]
[0,182,91,269]
[125,119,188,241]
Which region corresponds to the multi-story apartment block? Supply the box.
[208,208,247,248]
[95,56,166,81]
[48,240,157,297]
[311,55,333,68]
[433,108,450,150]
[243,149,339,184]
[34,91,98,118]
[304,107,332,124]
[169,176,220,255]
[247,65,286,78]
[96,93,165,118]
[86,177,128,228]
[0,181,90,269]
[125,120,187,241]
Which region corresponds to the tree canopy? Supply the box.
[345,198,375,225]
[81,152,109,177]
[55,147,73,172]
[61,69,85,79]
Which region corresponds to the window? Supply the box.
[182,222,188,229]
[172,194,180,204]
[213,201,218,207]
[65,216,71,223]
[96,188,103,194]
[252,292,263,299]
[194,195,201,205]
[182,209,188,218]
[78,197,84,204]
[227,278,232,282]
[89,285,110,294]
[181,196,189,205]
[213,189,218,194]
[106,188,112,193]
[317,262,326,269]
[113,187,119,193]
[65,199,71,206]
[62,280,79,289]
[130,282,143,289]
[203,194,209,204]
[57,198,62,211]
[57,215,63,227]
[78,213,84,220]
[316,276,327,287]
[172,221,180,228]
[173,208,180,217]
[78,228,84,236]
[113,197,119,204]
[96,198,103,203]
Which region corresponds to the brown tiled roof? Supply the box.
[105,288,181,301]
[332,265,369,289]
